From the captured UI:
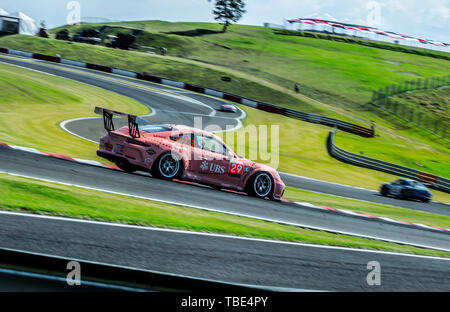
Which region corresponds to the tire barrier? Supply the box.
[0,46,375,137]
[327,129,450,193]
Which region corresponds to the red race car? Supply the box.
[95,107,285,200]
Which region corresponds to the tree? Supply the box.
[209,0,246,32]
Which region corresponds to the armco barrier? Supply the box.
[327,129,450,193]
[0,46,374,137]
[0,247,257,291]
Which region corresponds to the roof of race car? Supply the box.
[116,124,219,138]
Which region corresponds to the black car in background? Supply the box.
[380,178,432,202]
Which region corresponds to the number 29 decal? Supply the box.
[229,161,244,175]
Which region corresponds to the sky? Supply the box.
[1,0,449,42]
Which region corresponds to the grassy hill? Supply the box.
[392,86,449,122]
[0,61,148,161]
[0,21,448,188]
[50,21,448,105]
[47,21,450,147]
[0,56,448,202]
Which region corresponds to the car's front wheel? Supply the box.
[247,172,274,199]
[152,152,183,180]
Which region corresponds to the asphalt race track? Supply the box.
[0,55,449,291]
[0,211,449,291]
[1,54,448,216]
[0,146,449,252]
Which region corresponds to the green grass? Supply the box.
[0,61,149,162]
[0,59,449,202]
[284,187,450,229]
[1,25,449,183]
[3,22,450,150]
[1,173,448,258]
[392,86,450,122]
[221,105,450,203]
[0,34,331,117]
[51,21,448,107]
[0,48,448,244]
[336,126,450,178]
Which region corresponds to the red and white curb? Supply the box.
[1,142,120,171]
[293,201,449,233]
[0,141,448,234]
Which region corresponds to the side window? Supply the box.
[196,135,227,155]
[171,133,195,147]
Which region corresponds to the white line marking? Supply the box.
[0,207,448,260]
[8,145,44,155]
[281,171,378,192]
[59,117,100,144]
[0,170,448,253]
[59,110,156,143]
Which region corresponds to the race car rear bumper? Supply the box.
[97,150,149,172]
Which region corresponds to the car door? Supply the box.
[169,132,198,178]
[389,179,403,196]
[193,134,241,188]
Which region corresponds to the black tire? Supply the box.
[151,152,183,180]
[421,198,431,203]
[115,159,136,173]
[380,185,388,196]
[246,172,274,199]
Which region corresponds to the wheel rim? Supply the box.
[159,154,179,178]
[254,173,272,197]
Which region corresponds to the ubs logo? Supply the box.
[200,160,208,171]
[200,160,225,174]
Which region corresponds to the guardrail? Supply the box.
[327,129,450,193]
[0,46,375,137]
[0,247,258,291]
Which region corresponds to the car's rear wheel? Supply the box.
[247,172,273,199]
[152,152,183,180]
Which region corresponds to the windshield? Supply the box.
[140,125,175,133]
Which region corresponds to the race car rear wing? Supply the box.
[94,106,147,138]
